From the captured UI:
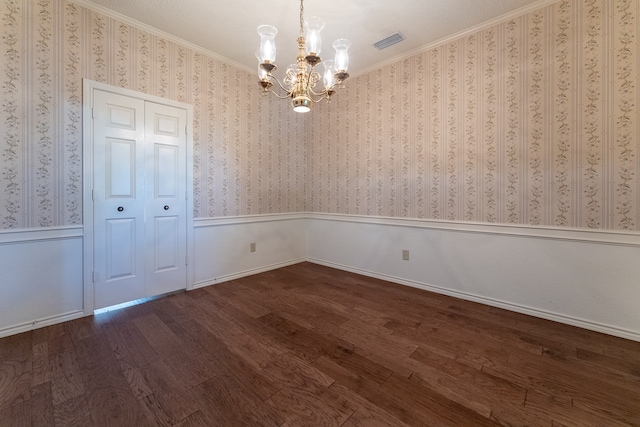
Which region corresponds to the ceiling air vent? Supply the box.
[373,32,405,50]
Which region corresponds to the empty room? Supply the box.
[1,0,639,425]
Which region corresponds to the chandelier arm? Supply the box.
[305,91,329,103]
[268,74,293,95]
[268,89,293,100]
[310,87,330,97]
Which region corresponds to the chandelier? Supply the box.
[256,0,351,113]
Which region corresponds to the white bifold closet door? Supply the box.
[92,89,187,309]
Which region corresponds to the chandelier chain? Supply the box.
[299,0,304,36]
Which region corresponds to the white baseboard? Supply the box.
[193,257,306,289]
[0,310,86,339]
[307,257,640,342]
[306,214,640,343]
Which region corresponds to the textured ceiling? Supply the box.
[79,0,550,76]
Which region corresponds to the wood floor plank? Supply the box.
[510,309,624,355]
[215,326,285,372]
[212,282,272,318]
[210,346,281,401]
[488,400,554,427]
[132,313,216,389]
[0,357,31,411]
[53,395,93,427]
[29,382,55,427]
[410,346,527,407]
[266,386,355,426]
[189,371,284,427]
[176,317,227,355]
[257,312,354,363]
[31,342,49,388]
[261,353,335,390]
[261,357,361,425]
[283,288,391,328]
[341,399,411,427]
[102,320,160,368]
[525,389,632,427]
[373,373,500,426]
[38,324,74,358]
[437,311,563,356]
[511,350,640,401]
[64,316,103,341]
[0,399,30,427]
[411,321,511,368]
[50,350,84,406]
[339,320,419,358]
[101,322,153,400]
[0,333,32,360]
[120,362,153,401]
[137,393,173,427]
[571,395,640,427]
[1,262,639,426]
[576,346,640,378]
[153,293,200,325]
[73,334,150,426]
[137,359,200,424]
[312,352,392,394]
[337,330,416,378]
[407,364,496,418]
[172,410,212,427]
[239,283,352,334]
[483,351,640,423]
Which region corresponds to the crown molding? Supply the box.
[354,0,562,77]
[68,0,561,79]
[66,0,255,75]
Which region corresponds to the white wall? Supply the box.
[0,227,85,337]
[193,213,307,288]
[306,213,640,342]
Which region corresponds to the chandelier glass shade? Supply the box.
[256,0,350,113]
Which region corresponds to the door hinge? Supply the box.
[91,189,95,201]
[91,107,94,119]
[185,256,188,266]
[91,271,95,282]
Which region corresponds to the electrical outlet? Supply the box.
[402,249,409,261]
[250,242,256,252]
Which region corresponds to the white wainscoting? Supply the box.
[0,214,306,338]
[4,214,640,342]
[306,213,640,342]
[0,227,85,338]
[193,213,307,288]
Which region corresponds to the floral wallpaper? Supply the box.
[1,0,639,232]
[309,0,640,231]
[0,0,307,229]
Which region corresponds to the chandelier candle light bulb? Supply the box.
[333,38,351,80]
[304,16,325,57]
[321,59,335,96]
[257,25,277,65]
[256,0,350,113]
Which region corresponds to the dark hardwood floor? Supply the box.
[1,262,639,426]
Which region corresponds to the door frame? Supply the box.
[82,79,195,314]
